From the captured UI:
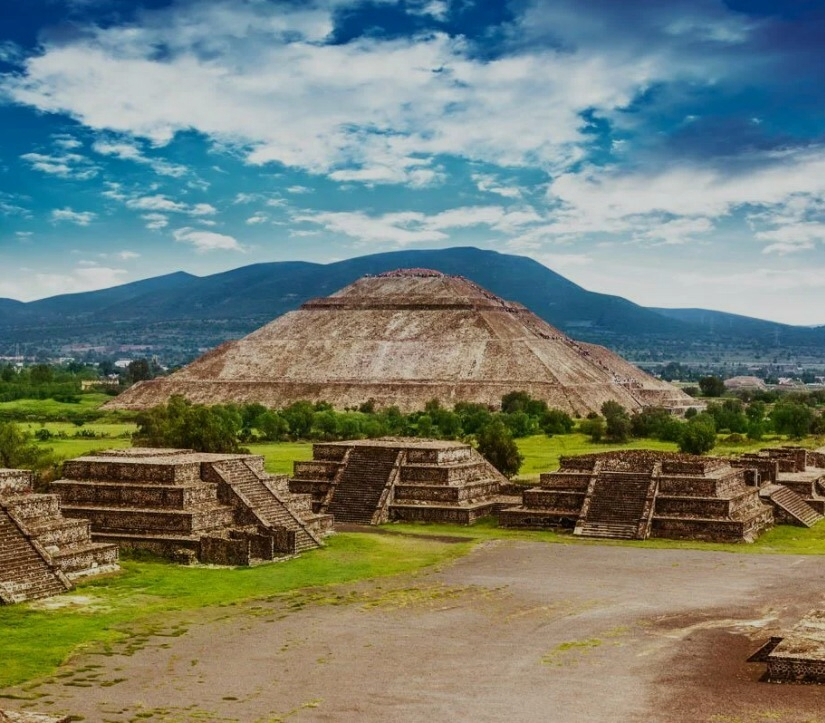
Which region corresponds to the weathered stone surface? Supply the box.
[501,450,774,543]
[0,472,117,604]
[105,270,695,415]
[289,437,511,525]
[52,449,331,564]
[754,610,825,684]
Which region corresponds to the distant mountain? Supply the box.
[0,247,680,334]
[1,246,824,361]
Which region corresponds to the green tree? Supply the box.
[540,408,574,436]
[0,421,55,470]
[698,376,725,397]
[678,416,716,455]
[134,396,244,453]
[601,401,631,443]
[770,402,814,439]
[476,420,523,478]
[580,416,606,442]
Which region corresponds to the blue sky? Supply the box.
[1,0,824,324]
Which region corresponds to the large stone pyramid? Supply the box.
[107,269,693,415]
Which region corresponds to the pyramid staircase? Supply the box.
[211,459,325,553]
[0,506,70,604]
[575,470,658,540]
[760,484,823,527]
[327,446,402,524]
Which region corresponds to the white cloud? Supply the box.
[123,194,217,217]
[21,151,99,180]
[472,173,523,199]
[245,212,268,225]
[92,138,188,177]
[0,0,704,186]
[116,250,141,260]
[51,208,96,225]
[542,147,825,252]
[296,204,542,245]
[173,227,244,252]
[141,213,169,230]
[285,185,313,194]
[0,265,128,301]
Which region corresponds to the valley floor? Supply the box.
[3,534,825,722]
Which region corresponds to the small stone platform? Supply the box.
[500,451,773,542]
[1,469,118,605]
[52,449,332,565]
[751,610,825,684]
[290,438,514,525]
[733,447,825,523]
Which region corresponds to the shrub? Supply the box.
[678,416,716,455]
[476,420,523,478]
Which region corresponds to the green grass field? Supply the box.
[0,394,115,421]
[247,441,315,475]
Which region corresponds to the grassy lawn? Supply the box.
[0,394,114,421]
[0,533,471,690]
[247,441,315,475]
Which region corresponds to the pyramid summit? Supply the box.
[106,270,694,415]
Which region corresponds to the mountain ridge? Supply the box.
[2,247,823,360]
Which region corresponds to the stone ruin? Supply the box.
[0,711,73,723]
[289,438,516,525]
[51,449,332,566]
[105,269,695,416]
[750,610,825,684]
[500,450,774,542]
[0,469,119,605]
[731,447,825,527]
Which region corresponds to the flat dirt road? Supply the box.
[7,539,825,722]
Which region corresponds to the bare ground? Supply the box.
[6,540,825,723]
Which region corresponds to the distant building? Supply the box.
[724,376,767,392]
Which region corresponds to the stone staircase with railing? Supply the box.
[760,484,824,527]
[327,447,402,524]
[575,471,657,540]
[0,506,70,604]
[210,459,327,553]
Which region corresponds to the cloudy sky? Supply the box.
[1,0,824,323]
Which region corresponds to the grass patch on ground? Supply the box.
[0,394,113,421]
[247,441,315,475]
[0,532,470,690]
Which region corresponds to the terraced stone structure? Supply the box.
[106,269,695,416]
[52,449,332,565]
[500,450,773,542]
[732,447,825,526]
[1,469,118,604]
[289,438,512,525]
[750,611,825,684]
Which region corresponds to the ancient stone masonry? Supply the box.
[52,449,331,565]
[289,438,516,525]
[750,610,825,684]
[1,468,117,605]
[731,447,825,526]
[105,269,696,416]
[500,451,773,543]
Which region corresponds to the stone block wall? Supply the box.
[0,470,34,496]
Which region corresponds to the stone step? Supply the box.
[763,485,824,527]
[577,521,639,539]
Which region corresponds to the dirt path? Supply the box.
[6,541,825,722]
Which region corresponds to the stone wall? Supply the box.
[0,469,34,496]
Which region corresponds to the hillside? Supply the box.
[1,247,824,363]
